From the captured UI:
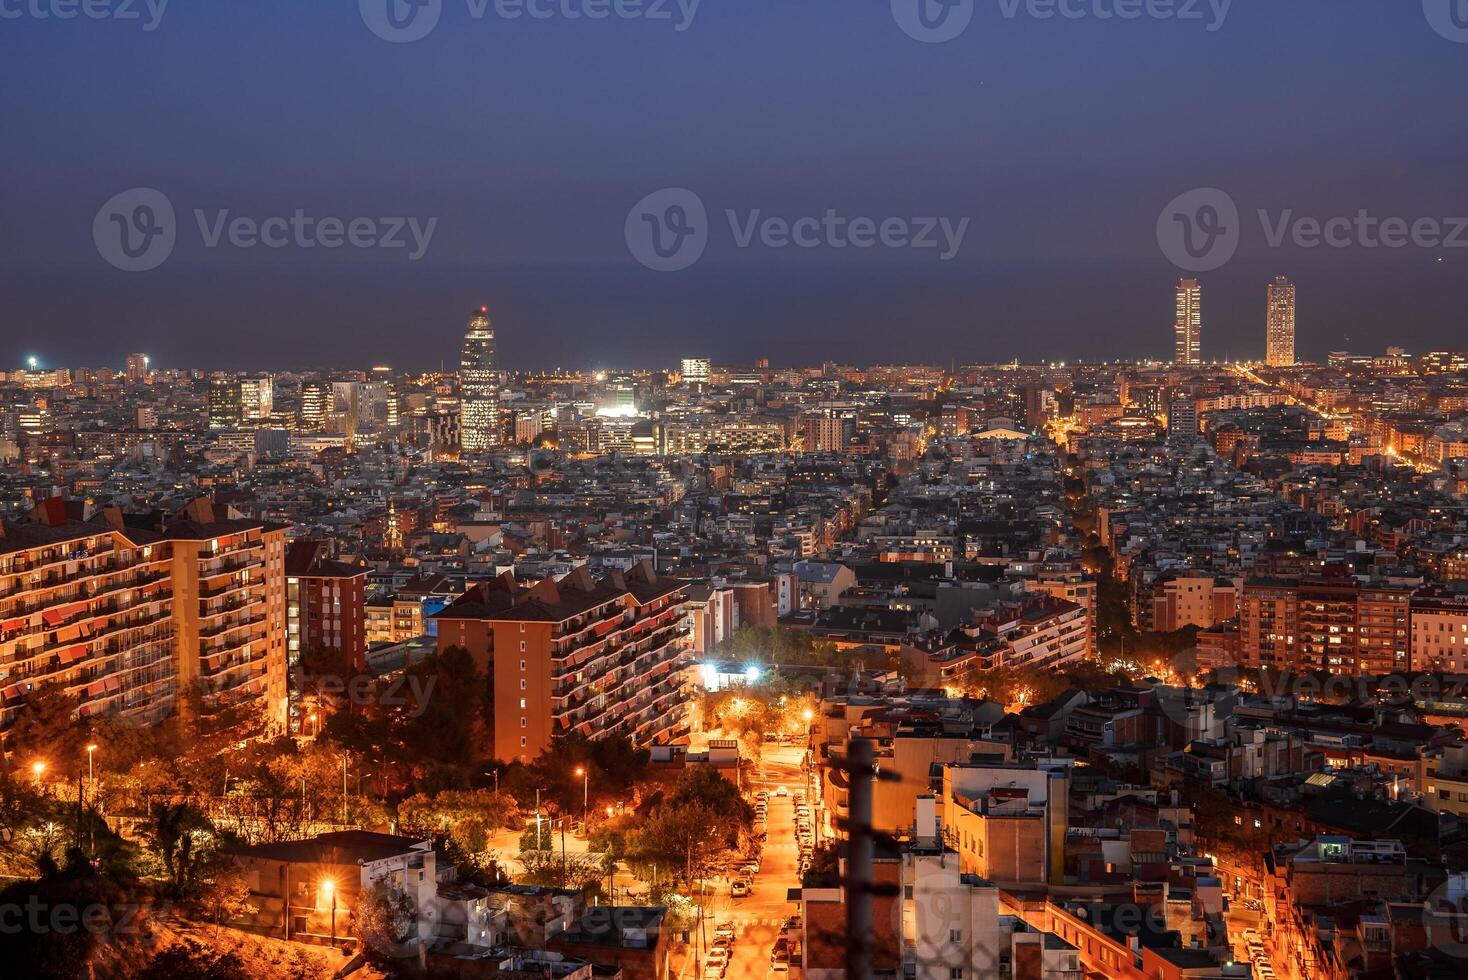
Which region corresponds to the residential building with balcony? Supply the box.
[0,496,288,734]
[433,561,691,763]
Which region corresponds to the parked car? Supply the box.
[732,879,751,898]
[715,922,735,941]
[774,786,789,797]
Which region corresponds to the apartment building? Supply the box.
[942,759,1073,887]
[1149,573,1237,633]
[285,541,367,672]
[0,497,288,733]
[1409,585,1468,672]
[433,561,691,763]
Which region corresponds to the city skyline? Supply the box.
[4,4,1465,369]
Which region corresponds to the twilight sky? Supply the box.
[1,0,1465,371]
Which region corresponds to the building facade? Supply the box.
[1266,275,1297,367]
[1174,278,1202,365]
[433,562,691,763]
[0,497,289,735]
[460,307,501,453]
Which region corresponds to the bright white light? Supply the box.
[745,665,762,683]
[701,663,720,691]
[594,405,639,419]
[26,356,39,370]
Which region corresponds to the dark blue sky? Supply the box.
[2,0,1465,370]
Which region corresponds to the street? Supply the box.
[679,743,809,980]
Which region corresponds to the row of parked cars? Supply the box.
[1242,929,1275,980]
[770,914,801,971]
[793,791,816,876]
[703,922,738,979]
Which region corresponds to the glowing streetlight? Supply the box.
[322,879,337,945]
[31,760,46,781]
[86,743,97,791]
[26,356,39,371]
[575,766,589,825]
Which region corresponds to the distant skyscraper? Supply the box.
[1266,276,1297,367]
[681,357,711,386]
[207,379,242,429]
[460,308,500,452]
[125,353,150,382]
[300,380,331,430]
[1174,278,1202,365]
[240,376,274,421]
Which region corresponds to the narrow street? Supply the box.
[677,743,809,980]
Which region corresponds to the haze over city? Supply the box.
[4,1,1467,369]
[3,4,1468,980]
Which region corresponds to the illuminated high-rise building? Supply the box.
[240,376,274,421]
[681,357,711,386]
[460,307,500,452]
[300,380,331,430]
[1266,276,1297,367]
[1174,278,1202,365]
[125,353,150,382]
[208,379,242,429]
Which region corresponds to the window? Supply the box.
[949,930,961,943]
[520,660,526,671]
[520,641,526,652]
[949,970,962,979]
[521,718,527,728]
[520,698,527,709]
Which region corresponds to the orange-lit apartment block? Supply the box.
[434,561,691,763]
[0,497,288,734]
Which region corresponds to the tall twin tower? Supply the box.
[1173,276,1296,366]
[460,307,501,452]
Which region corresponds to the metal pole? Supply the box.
[846,737,875,980]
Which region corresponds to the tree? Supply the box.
[668,768,753,834]
[137,942,250,980]
[631,802,729,886]
[147,801,216,896]
[519,821,554,852]
[6,684,88,767]
[399,788,516,868]
[516,849,607,893]
[354,878,418,958]
[192,860,256,930]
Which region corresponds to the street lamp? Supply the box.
[322,879,337,945]
[575,766,588,826]
[86,744,97,792]
[31,761,46,786]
